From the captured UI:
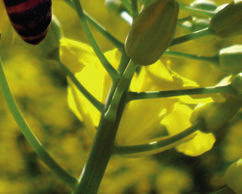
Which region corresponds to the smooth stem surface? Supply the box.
[72,0,119,81]
[0,60,77,189]
[114,121,203,156]
[127,85,233,101]
[74,61,137,194]
[170,28,214,47]
[164,51,219,64]
[59,62,104,112]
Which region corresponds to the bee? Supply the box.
[3,0,52,45]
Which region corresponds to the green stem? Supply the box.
[131,0,138,18]
[178,1,216,18]
[170,28,214,47]
[0,60,77,189]
[114,121,203,156]
[58,62,104,112]
[74,61,137,194]
[164,51,219,64]
[64,0,124,52]
[72,0,120,81]
[127,85,233,101]
[105,61,137,121]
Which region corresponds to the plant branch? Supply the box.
[170,28,214,47]
[127,85,233,102]
[164,51,219,64]
[58,62,104,112]
[113,121,203,156]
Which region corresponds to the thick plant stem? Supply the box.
[0,60,77,189]
[74,61,137,194]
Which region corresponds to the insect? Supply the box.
[3,0,52,45]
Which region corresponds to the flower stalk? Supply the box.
[114,121,203,156]
[127,85,233,102]
[164,51,219,64]
[170,27,214,47]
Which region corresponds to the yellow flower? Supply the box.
[60,38,92,73]
[161,103,215,156]
[60,37,216,157]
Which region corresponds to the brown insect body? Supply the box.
[3,0,52,45]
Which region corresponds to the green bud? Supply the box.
[125,0,179,65]
[210,0,242,37]
[219,45,242,74]
[190,98,241,132]
[191,0,217,11]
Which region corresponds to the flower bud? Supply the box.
[125,0,179,65]
[210,0,242,37]
[224,159,242,193]
[191,0,217,11]
[190,98,241,132]
[218,45,242,74]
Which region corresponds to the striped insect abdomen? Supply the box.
[3,0,52,45]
